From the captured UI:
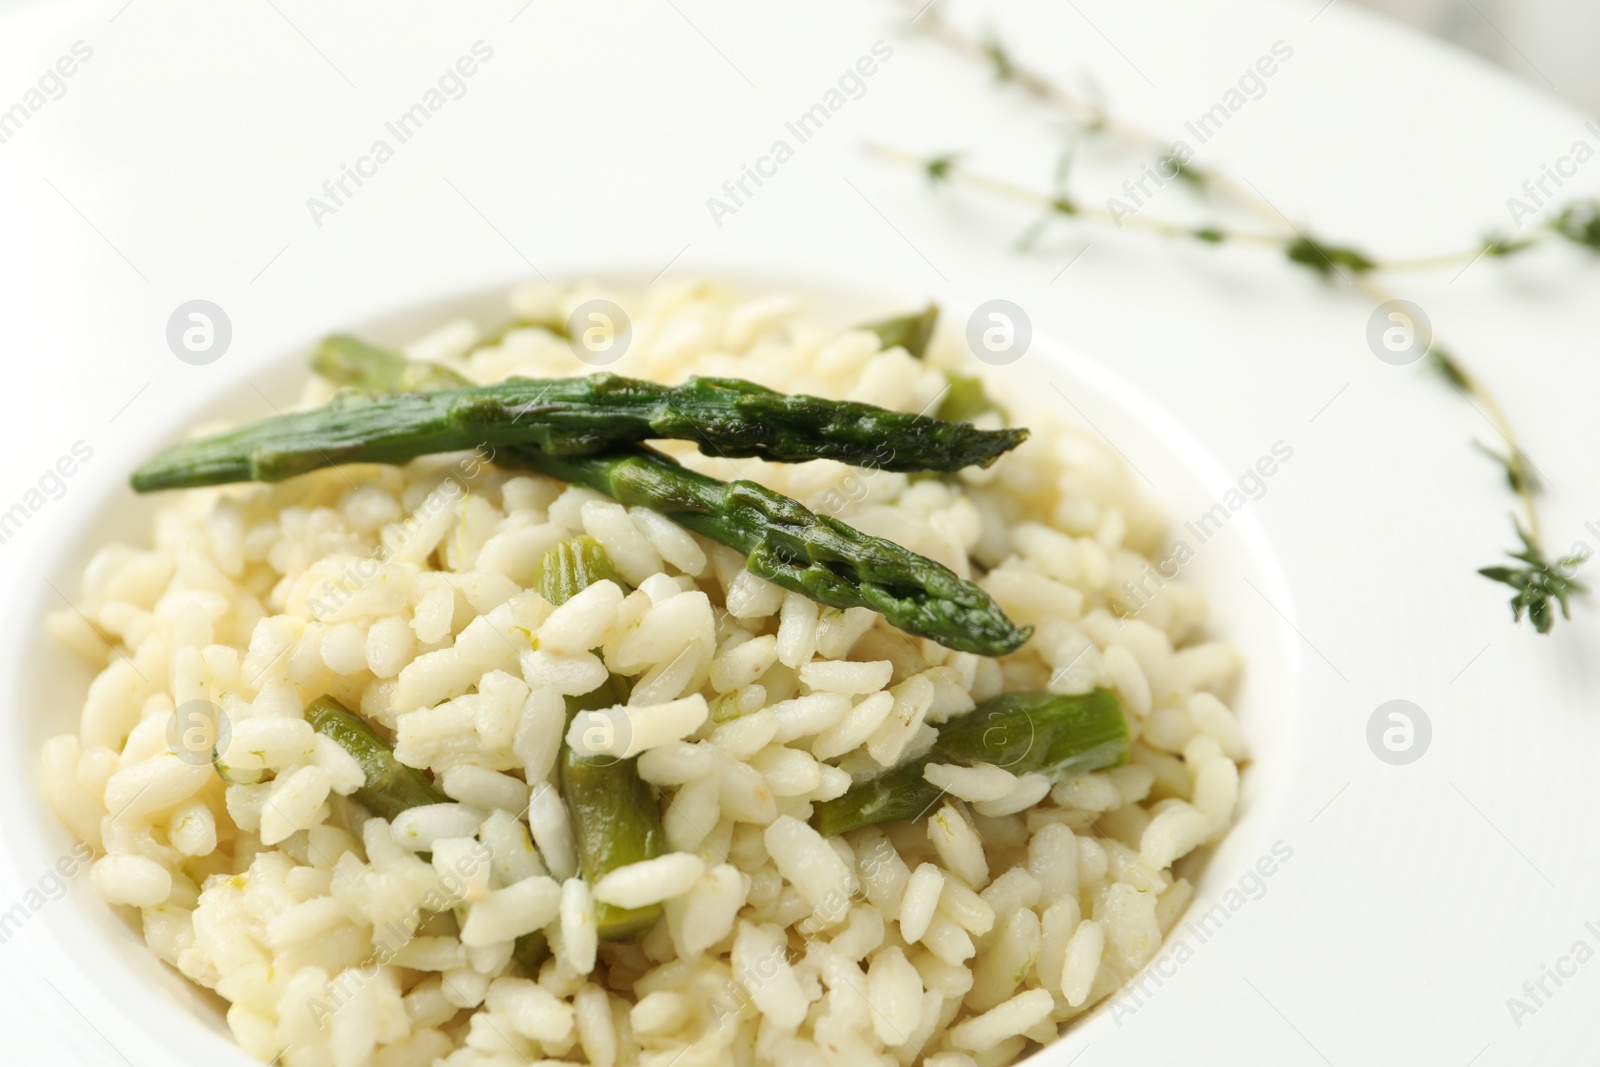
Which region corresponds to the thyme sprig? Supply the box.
[880,1,1588,630]
[867,145,1282,248]
[874,146,1517,279]
[1479,525,1587,634]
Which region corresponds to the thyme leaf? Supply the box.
[1285,236,1378,277]
[1474,441,1540,495]
[1483,233,1538,258]
[1169,155,1209,188]
[982,35,1015,83]
[924,153,959,186]
[1426,348,1471,390]
[1551,200,1600,250]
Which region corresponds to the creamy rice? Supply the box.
[40,280,1247,1067]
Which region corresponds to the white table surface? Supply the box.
[1,0,1598,1063]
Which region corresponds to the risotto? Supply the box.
[39,280,1247,1067]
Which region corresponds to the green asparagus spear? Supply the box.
[304,695,447,821]
[130,369,1027,492]
[536,540,668,941]
[312,339,1027,654]
[134,337,1032,655]
[811,689,1130,836]
[505,444,1031,656]
[860,304,940,359]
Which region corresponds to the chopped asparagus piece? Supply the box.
[937,372,999,425]
[312,335,472,393]
[535,542,668,941]
[558,677,668,940]
[511,930,549,975]
[310,335,406,390]
[811,689,1130,836]
[304,695,447,821]
[532,535,621,607]
[861,304,940,359]
[478,316,567,347]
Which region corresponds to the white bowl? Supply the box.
[0,271,1302,1065]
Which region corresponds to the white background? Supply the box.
[1354,0,1600,112]
[1,0,1598,1063]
